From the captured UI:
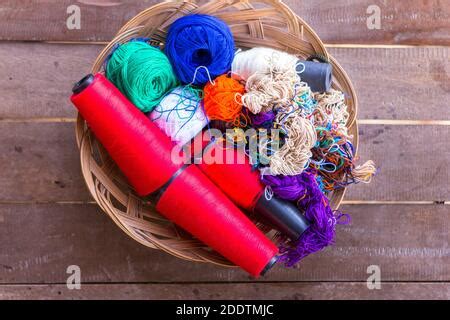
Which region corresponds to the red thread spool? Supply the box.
[72,74,180,196]
[193,132,310,241]
[199,143,263,209]
[70,74,278,277]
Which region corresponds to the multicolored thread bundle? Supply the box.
[73,13,376,274]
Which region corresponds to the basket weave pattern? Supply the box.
[75,0,358,267]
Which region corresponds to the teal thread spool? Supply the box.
[106,41,178,113]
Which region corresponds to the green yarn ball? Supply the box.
[106,41,178,113]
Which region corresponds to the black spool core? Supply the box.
[296,58,332,93]
[72,74,95,94]
[260,256,278,276]
[254,195,310,242]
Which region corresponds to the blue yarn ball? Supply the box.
[165,14,235,86]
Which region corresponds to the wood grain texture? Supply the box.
[0,122,448,202]
[346,124,450,202]
[330,46,450,121]
[0,43,100,119]
[0,123,91,202]
[0,203,448,283]
[0,43,448,120]
[0,1,448,44]
[0,0,446,301]
[0,282,449,300]
[285,0,450,45]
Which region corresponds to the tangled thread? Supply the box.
[269,111,317,175]
[293,83,317,117]
[232,47,298,81]
[165,14,235,86]
[150,86,208,146]
[305,90,376,192]
[233,48,302,114]
[310,125,376,192]
[352,160,377,184]
[106,40,178,113]
[242,69,300,114]
[312,89,350,137]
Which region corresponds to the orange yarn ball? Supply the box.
[204,74,248,127]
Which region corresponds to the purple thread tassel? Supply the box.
[262,174,308,202]
[250,111,276,128]
[262,171,349,266]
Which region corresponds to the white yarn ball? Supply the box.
[150,86,209,146]
[231,47,298,80]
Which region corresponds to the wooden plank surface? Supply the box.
[348,124,450,202]
[0,282,449,300]
[1,43,448,121]
[0,1,448,300]
[0,43,99,119]
[0,123,90,202]
[0,122,448,202]
[0,1,448,45]
[0,203,448,283]
[286,0,450,45]
[331,46,450,121]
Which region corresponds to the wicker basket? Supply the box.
[75,0,358,268]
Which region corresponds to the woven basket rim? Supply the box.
[74,0,359,268]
